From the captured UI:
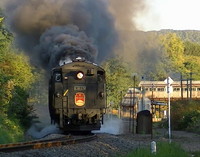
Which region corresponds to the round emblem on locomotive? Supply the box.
[75,92,85,106]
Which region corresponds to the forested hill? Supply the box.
[151,29,200,43]
[115,29,200,81]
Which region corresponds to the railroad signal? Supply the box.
[164,77,174,93]
[164,77,174,84]
[164,77,173,143]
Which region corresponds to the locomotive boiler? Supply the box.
[48,57,106,132]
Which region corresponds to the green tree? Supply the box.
[0,18,36,137]
[7,86,35,128]
[102,57,135,109]
[171,100,200,133]
[182,40,200,80]
[0,43,35,114]
[159,33,200,80]
[0,24,14,112]
[184,41,200,56]
[160,33,185,67]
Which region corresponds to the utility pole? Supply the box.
[164,77,173,143]
[129,89,132,133]
[132,73,137,134]
[151,83,154,114]
[190,72,192,100]
[187,79,189,100]
[119,91,122,119]
[133,76,136,134]
[180,74,183,100]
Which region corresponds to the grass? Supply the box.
[125,142,189,157]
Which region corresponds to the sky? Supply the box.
[134,0,200,31]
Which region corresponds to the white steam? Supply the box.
[93,114,124,135]
[26,104,61,139]
[27,124,61,139]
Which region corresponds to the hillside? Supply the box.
[151,29,200,43]
[115,29,200,81]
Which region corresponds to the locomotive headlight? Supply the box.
[77,71,84,79]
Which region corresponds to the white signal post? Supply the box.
[164,77,173,143]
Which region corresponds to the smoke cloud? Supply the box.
[1,0,159,76]
[36,25,98,69]
[107,0,162,77]
[108,0,146,31]
[2,0,118,69]
[1,0,153,73]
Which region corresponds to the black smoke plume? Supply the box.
[36,25,98,69]
[2,0,118,69]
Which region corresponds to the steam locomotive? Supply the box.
[48,57,106,132]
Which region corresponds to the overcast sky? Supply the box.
[134,0,200,31]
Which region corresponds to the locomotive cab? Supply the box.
[49,59,106,132]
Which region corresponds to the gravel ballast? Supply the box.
[0,131,199,157]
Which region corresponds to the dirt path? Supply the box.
[153,129,200,152]
[171,131,200,152]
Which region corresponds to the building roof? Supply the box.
[139,81,200,87]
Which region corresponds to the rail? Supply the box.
[0,134,97,153]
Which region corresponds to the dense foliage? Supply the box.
[159,33,184,70]
[0,115,24,144]
[171,100,200,133]
[0,18,36,143]
[157,33,199,79]
[184,41,200,56]
[101,57,136,109]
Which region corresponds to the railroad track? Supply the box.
[0,134,97,153]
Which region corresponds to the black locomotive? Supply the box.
[48,57,106,132]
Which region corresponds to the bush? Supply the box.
[7,86,36,129]
[0,114,24,144]
[0,22,37,141]
[171,100,200,133]
[183,110,200,133]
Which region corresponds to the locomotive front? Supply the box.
[49,58,106,131]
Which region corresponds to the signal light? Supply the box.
[77,71,84,79]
